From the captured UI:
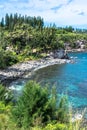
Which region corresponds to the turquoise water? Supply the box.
[10,52,87,109]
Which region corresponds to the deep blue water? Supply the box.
[10,52,87,110]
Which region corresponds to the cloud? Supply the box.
[78,12,85,16]
[67,0,73,4]
[0,0,87,28]
[51,4,63,13]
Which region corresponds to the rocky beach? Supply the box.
[0,49,71,85]
[0,47,86,86]
[0,57,71,85]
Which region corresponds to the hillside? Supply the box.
[0,13,87,69]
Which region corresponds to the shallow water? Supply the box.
[10,52,87,109]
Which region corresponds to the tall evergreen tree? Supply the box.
[5,13,9,28]
[0,17,4,27]
[9,13,14,31]
[14,13,18,25]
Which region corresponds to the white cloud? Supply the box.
[0,0,87,28]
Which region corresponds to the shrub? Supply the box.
[0,50,18,69]
[57,96,69,123]
[44,123,67,130]
[12,81,57,128]
[0,84,13,105]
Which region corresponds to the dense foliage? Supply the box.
[0,50,18,69]
[0,13,87,69]
[0,81,86,130]
[0,13,87,129]
[12,81,69,128]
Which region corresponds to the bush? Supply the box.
[57,96,69,123]
[12,81,57,128]
[0,50,18,69]
[0,84,13,105]
[12,81,70,129]
[0,84,6,102]
[44,123,67,130]
[0,82,86,130]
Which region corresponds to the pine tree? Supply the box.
[5,13,9,28]
[9,13,14,31]
[0,17,4,27]
[14,13,18,25]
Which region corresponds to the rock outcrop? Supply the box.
[64,40,87,51]
[46,49,69,59]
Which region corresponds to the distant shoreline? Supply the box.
[66,48,87,52]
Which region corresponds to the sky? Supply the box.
[0,0,87,28]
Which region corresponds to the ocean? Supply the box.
[10,52,87,111]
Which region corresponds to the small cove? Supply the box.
[9,52,87,113]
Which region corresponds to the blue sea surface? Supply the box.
[31,52,87,109]
[10,52,87,109]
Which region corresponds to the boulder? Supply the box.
[53,49,69,59]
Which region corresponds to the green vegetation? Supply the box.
[0,13,87,69]
[11,81,69,128]
[0,13,87,129]
[0,50,18,69]
[0,81,87,130]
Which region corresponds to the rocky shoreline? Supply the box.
[1,48,86,86]
[0,49,71,85]
[0,57,71,86]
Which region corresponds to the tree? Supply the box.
[64,26,74,32]
[9,14,14,31]
[0,17,4,27]
[5,13,9,29]
[12,81,57,128]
